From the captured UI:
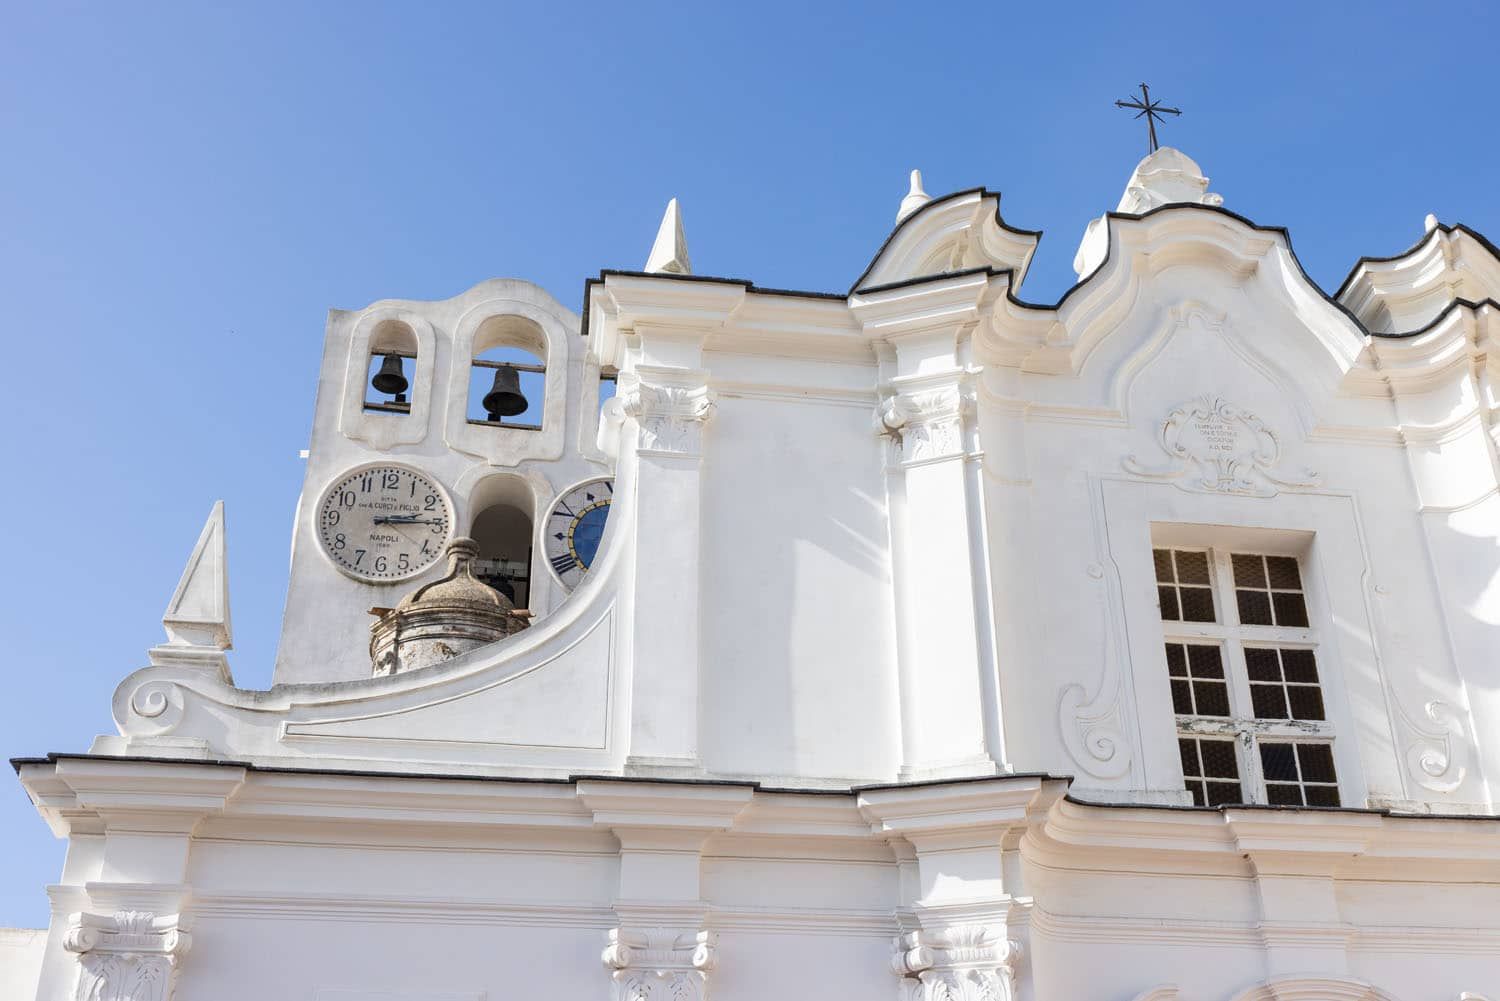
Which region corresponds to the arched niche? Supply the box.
[446,298,571,466]
[340,308,436,450]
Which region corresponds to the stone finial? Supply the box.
[1074,146,1224,279]
[897,169,931,223]
[1425,213,1440,233]
[644,198,692,275]
[149,501,233,683]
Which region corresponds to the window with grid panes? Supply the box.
[1153,546,1341,808]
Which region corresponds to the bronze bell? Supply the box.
[371,354,409,401]
[482,365,527,420]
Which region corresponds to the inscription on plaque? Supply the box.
[1123,394,1317,497]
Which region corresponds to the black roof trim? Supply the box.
[852,265,1008,298]
[1061,792,1500,823]
[15,754,1497,823]
[578,270,847,340]
[1367,296,1500,341]
[849,186,1041,296]
[9,751,1062,797]
[1333,222,1500,303]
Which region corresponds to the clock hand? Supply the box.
[373,515,443,525]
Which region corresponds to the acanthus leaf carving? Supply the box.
[890,925,1020,1001]
[603,927,716,1001]
[65,911,190,1001]
[877,385,967,464]
[619,379,716,457]
[1123,394,1318,497]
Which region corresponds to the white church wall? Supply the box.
[698,388,901,782]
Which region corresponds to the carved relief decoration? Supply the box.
[891,925,1021,1001]
[1393,696,1467,794]
[1123,395,1318,497]
[877,386,967,464]
[65,911,190,1001]
[602,927,716,1001]
[1058,491,1135,782]
[619,381,717,457]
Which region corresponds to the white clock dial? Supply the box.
[316,464,453,583]
[543,477,614,591]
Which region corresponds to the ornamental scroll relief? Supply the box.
[1123,395,1318,497]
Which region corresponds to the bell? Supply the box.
[482,365,527,420]
[371,354,409,401]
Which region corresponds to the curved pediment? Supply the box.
[1338,221,1500,334]
[985,204,1371,393]
[853,187,1039,293]
[1228,976,1400,1001]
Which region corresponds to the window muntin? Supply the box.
[1154,547,1340,808]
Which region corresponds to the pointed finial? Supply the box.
[1424,213,1439,233]
[896,169,931,223]
[149,501,233,682]
[644,198,692,275]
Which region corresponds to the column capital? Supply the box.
[64,906,191,1001]
[618,368,716,458]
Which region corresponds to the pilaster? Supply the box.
[592,275,744,776]
[1225,809,1382,979]
[856,273,1005,779]
[859,776,1063,1001]
[22,759,246,1001]
[578,780,752,1001]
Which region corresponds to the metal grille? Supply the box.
[1154,548,1215,623]
[1231,553,1309,627]
[1259,742,1340,806]
[1178,737,1243,807]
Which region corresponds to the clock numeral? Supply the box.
[550,553,578,575]
[332,533,346,551]
[381,472,400,491]
[430,521,444,534]
[323,509,341,527]
[354,549,366,566]
[397,553,410,571]
[424,494,438,511]
[374,555,388,573]
[340,490,356,508]
[410,480,417,497]
[360,475,374,493]
[420,539,432,555]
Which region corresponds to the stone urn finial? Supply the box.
[368,536,530,676]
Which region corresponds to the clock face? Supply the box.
[544,477,614,591]
[316,464,453,583]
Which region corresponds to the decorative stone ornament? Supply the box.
[876,385,967,463]
[64,910,190,1001]
[602,927,716,1001]
[1123,394,1317,496]
[897,168,931,222]
[891,926,1021,1001]
[618,377,716,457]
[148,501,232,684]
[368,537,529,676]
[644,198,691,275]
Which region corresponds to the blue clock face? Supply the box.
[544,478,613,591]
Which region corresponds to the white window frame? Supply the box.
[1158,545,1340,806]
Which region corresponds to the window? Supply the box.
[1154,546,1340,808]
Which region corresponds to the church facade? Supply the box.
[12,148,1500,1000]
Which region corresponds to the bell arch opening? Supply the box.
[364,319,418,414]
[467,314,547,430]
[467,474,537,609]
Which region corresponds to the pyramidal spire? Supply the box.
[896,169,931,223]
[644,198,692,275]
[151,500,233,682]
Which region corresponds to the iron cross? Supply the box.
[1115,83,1181,154]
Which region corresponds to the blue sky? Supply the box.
[2,1,1496,927]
